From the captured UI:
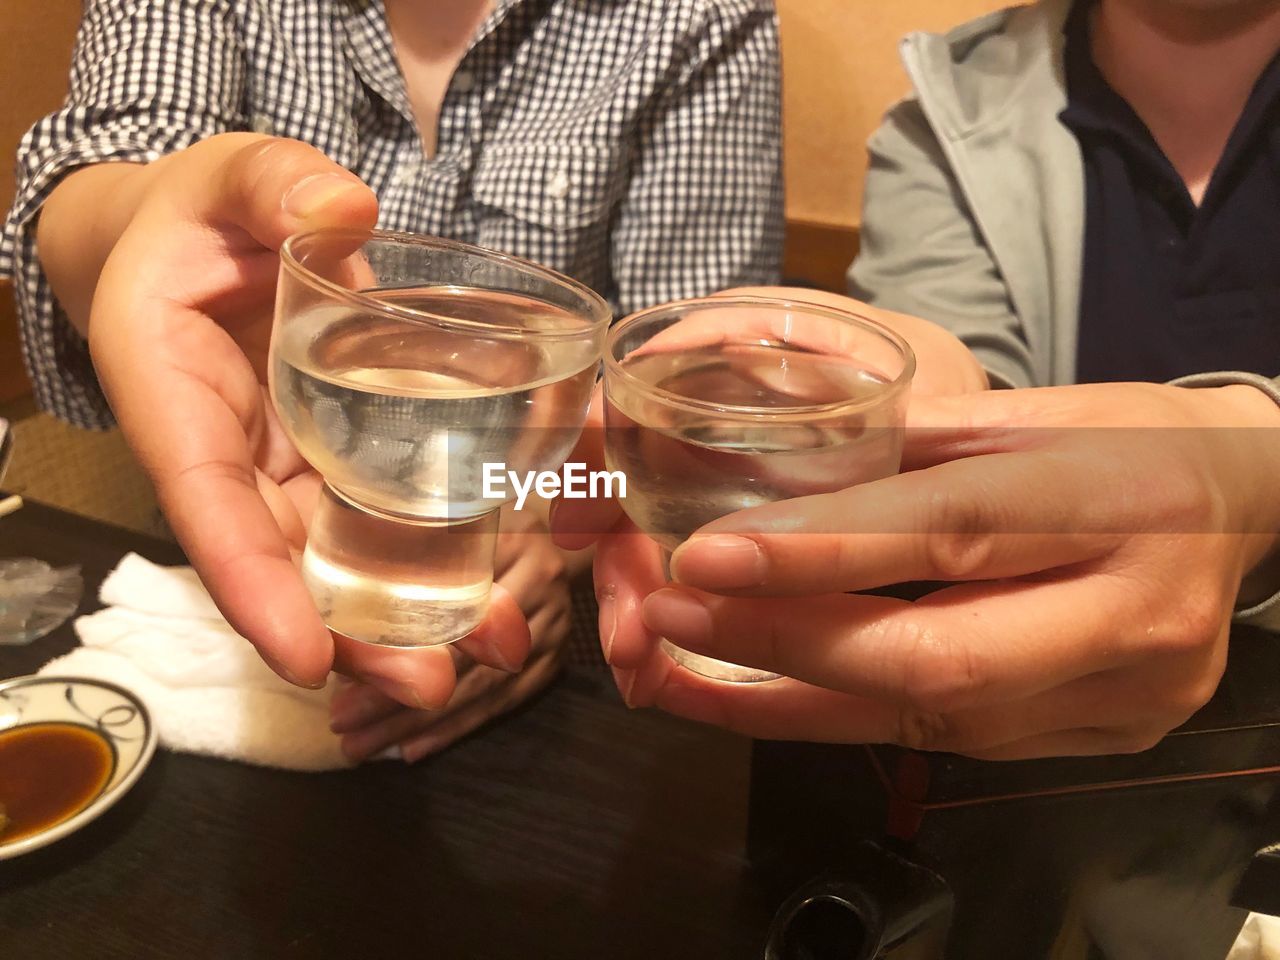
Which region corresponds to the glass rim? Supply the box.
[604,295,917,419]
[280,228,613,340]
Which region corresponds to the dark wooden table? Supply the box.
[0,498,772,959]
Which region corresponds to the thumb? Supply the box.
[185,133,379,249]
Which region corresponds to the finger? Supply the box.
[96,314,335,688]
[206,135,378,249]
[346,641,565,764]
[649,672,1163,759]
[632,294,903,379]
[652,670,901,742]
[273,470,323,544]
[329,682,404,734]
[338,694,450,763]
[641,579,1145,714]
[614,639,675,709]
[338,654,514,759]
[648,636,1213,756]
[330,624,483,716]
[125,138,377,325]
[549,389,622,549]
[255,388,313,485]
[593,521,667,668]
[964,727,1166,761]
[669,452,1120,596]
[332,636,458,710]
[526,601,572,656]
[717,287,989,397]
[453,583,532,673]
[336,585,525,710]
[399,651,563,763]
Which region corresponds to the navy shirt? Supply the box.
[1061,0,1280,383]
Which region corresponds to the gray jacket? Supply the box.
[848,0,1279,628]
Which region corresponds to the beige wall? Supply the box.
[0,1,80,208]
[1,0,82,405]
[777,0,1012,232]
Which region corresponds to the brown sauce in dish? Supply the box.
[0,722,113,845]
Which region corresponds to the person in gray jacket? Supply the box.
[851,0,1279,394]
[569,0,1280,762]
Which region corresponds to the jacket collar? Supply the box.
[901,0,1073,144]
[897,0,1085,387]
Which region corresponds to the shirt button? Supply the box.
[547,170,572,200]
[453,70,476,94]
[250,114,273,136]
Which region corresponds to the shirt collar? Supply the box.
[1213,44,1280,203]
[474,0,525,49]
[341,0,530,126]
[1059,0,1280,213]
[341,0,414,123]
[1058,0,1144,140]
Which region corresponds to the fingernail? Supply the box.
[671,535,766,590]
[599,587,617,664]
[283,173,362,221]
[370,744,403,763]
[481,637,519,674]
[263,653,325,690]
[611,665,638,708]
[642,589,714,655]
[366,676,428,710]
[655,683,730,728]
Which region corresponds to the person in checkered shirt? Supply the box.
[0,0,783,763]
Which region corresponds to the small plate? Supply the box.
[0,675,156,859]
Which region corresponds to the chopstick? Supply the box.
[0,495,24,519]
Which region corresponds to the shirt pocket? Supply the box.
[471,142,625,233]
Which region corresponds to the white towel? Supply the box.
[38,553,350,771]
[1229,914,1280,960]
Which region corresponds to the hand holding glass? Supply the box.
[602,296,915,683]
[269,230,609,647]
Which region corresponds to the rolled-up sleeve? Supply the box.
[0,0,247,428]
[611,0,784,313]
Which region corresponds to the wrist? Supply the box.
[1216,383,1280,427]
[1210,385,1280,572]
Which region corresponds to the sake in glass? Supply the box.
[270,230,609,647]
[603,296,915,683]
